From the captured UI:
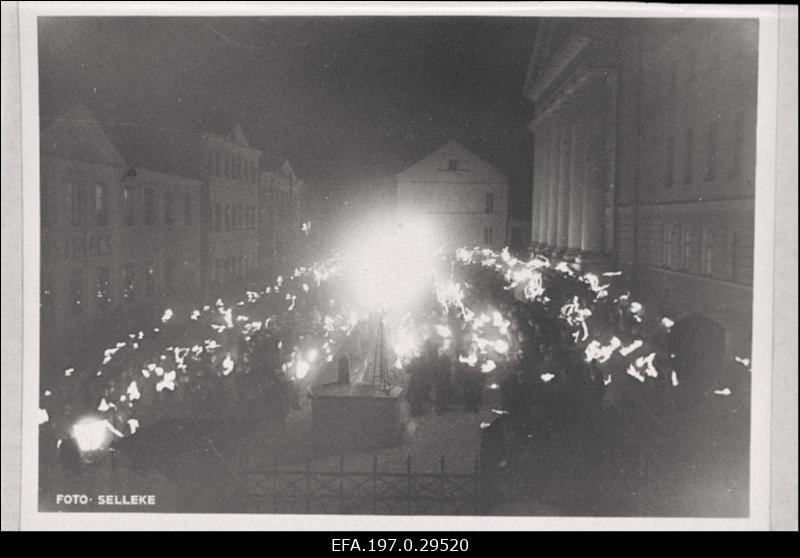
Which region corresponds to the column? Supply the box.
[536,118,551,249]
[530,127,542,248]
[581,94,607,255]
[546,114,560,250]
[555,106,573,254]
[567,99,586,256]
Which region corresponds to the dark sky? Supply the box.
[38,16,536,218]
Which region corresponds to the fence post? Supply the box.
[474,456,481,515]
[339,455,345,514]
[372,454,378,515]
[439,456,446,515]
[406,454,412,515]
[306,459,312,514]
[272,452,278,513]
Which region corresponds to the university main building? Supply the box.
[524,18,758,355]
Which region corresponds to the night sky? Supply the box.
[38,16,537,218]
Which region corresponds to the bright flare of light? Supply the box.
[481,360,497,373]
[341,212,440,312]
[72,417,115,453]
[540,373,555,383]
[222,355,235,376]
[161,308,173,323]
[295,360,311,380]
[713,387,732,396]
[127,419,140,435]
[38,408,49,425]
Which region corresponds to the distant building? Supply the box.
[203,124,261,294]
[524,18,757,352]
[259,160,306,272]
[395,141,508,251]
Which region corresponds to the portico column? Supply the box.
[531,123,543,248]
[567,99,586,256]
[581,93,607,255]
[536,117,551,249]
[555,106,573,255]
[546,114,560,251]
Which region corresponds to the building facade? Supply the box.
[524,18,758,352]
[40,106,203,367]
[259,160,306,273]
[395,141,508,251]
[203,125,261,294]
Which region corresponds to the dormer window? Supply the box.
[448,159,458,171]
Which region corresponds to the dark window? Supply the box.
[96,266,111,310]
[41,272,53,316]
[730,231,740,282]
[701,226,714,276]
[731,112,745,178]
[214,151,221,177]
[42,183,56,228]
[484,227,493,246]
[686,48,697,86]
[485,193,494,214]
[144,188,156,225]
[225,204,231,230]
[164,191,175,226]
[663,223,678,268]
[70,183,84,226]
[184,193,193,225]
[123,263,135,302]
[145,262,156,295]
[668,59,678,96]
[214,202,222,232]
[683,128,694,185]
[94,184,108,226]
[705,120,718,182]
[679,226,692,271]
[665,136,675,189]
[68,269,83,315]
[165,259,176,293]
[124,187,136,226]
[448,159,458,171]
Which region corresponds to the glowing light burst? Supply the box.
[341,213,441,312]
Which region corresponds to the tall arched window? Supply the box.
[485,193,494,214]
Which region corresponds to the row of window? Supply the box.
[43,183,196,228]
[664,113,746,189]
[211,254,257,282]
[46,261,194,317]
[212,202,259,233]
[661,223,749,283]
[207,149,258,183]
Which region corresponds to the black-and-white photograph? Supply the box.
[13,3,787,528]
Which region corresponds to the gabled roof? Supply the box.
[396,140,507,183]
[227,122,251,148]
[40,104,126,168]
